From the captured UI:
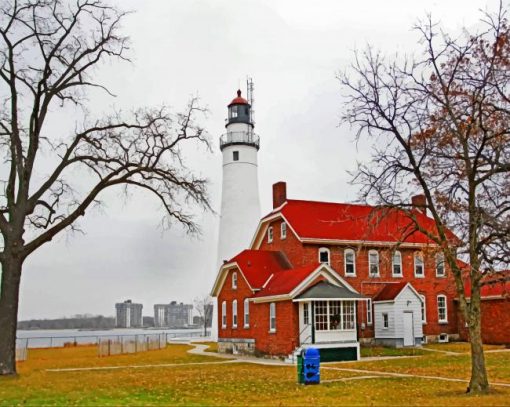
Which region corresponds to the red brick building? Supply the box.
[212,182,463,359]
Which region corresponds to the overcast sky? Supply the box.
[17,0,499,320]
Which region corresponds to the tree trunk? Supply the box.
[0,255,23,376]
[467,295,489,393]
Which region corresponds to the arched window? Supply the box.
[281,222,287,239]
[244,299,250,328]
[318,247,330,265]
[436,253,445,277]
[437,295,448,323]
[344,249,356,276]
[368,250,379,277]
[232,272,238,289]
[414,253,424,277]
[232,300,238,328]
[267,226,273,243]
[221,301,227,329]
[392,250,402,277]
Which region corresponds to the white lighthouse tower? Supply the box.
[211,84,261,339]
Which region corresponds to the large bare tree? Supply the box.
[340,4,510,394]
[194,294,213,337]
[0,0,210,376]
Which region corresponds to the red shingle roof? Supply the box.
[373,282,408,301]
[265,199,458,245]
[253,263,319,297]
[228,249,291,289]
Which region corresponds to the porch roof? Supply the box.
[294,281,365,301]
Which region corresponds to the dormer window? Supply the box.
[281,222,287,239]
[232,272,238,289]
[267,226,273,243]
[319,248,330,265]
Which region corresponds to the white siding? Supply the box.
[374,285,423,343]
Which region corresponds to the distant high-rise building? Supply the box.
[153,301,193,328]
[115,300,143,328]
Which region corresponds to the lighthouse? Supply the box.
[211,85,261,339]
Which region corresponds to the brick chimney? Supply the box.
[272,182,287,209]
[411,194,427,214]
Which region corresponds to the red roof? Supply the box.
[464,271,510,298]
[228,250,291,289]
[253,264,319,297]
[228,89,249,106]
[374,282,408,301]
[265,199,458,245]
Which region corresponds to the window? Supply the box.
[392,251,402,277]
[269,302,276,332]
[281,222,287,239]
[420,294,427,324]
[221,301,227,329]
[436,253,445,277]
[244,299,250,328]
[382,312,389,329]
[318,247,330,265]
[303,303,309,325]
[233,151,239,161]
[366,298,373,325]
[232,300,237,328]
[414,253,424,277]
[230,105,238,118]
[437,295,448,323]
[368,250,379,276]
[314,300,356,331]
[344,249,356,276]
[267,226,273,243]
[232,272,237,289]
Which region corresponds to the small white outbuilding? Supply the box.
[373,282,423,347]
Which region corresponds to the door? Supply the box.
[299,302,313,345]
[403,312,414,346]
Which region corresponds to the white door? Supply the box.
[299,302,313,345]
[403,312,414,346]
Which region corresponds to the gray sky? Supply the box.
[18,0,498,319]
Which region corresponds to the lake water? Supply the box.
[16,328,206,348]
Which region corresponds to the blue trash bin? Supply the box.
[303,347,320,384]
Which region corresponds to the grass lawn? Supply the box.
[1,343,509,406]
[360,345,428,358]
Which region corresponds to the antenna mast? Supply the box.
[247,77,255,125]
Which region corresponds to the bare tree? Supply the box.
[194,294,213,337]
[0,0,211,376]
[340,4,510,394]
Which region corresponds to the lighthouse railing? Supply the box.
[219,131,260,150]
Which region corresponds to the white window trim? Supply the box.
[244,299,250,328]
[344,249,356,276]
[221,301,227,329]
[436,253,446,277]
[414,253,425,278]
[269,302,276,332]
[232,272,237,289]
[420,294,427,324]
[382,312,389,329]
[368,250,380,277]
[281,222,287,240]
[392,250,403,277]
[437,295,448,323]
[366,298,372,326]
[267,226,273,243]
[318,247,331,265]
[232,300,238,328]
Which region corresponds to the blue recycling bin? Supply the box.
[302,347,320,384]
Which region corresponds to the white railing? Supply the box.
[219,131,260,150]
